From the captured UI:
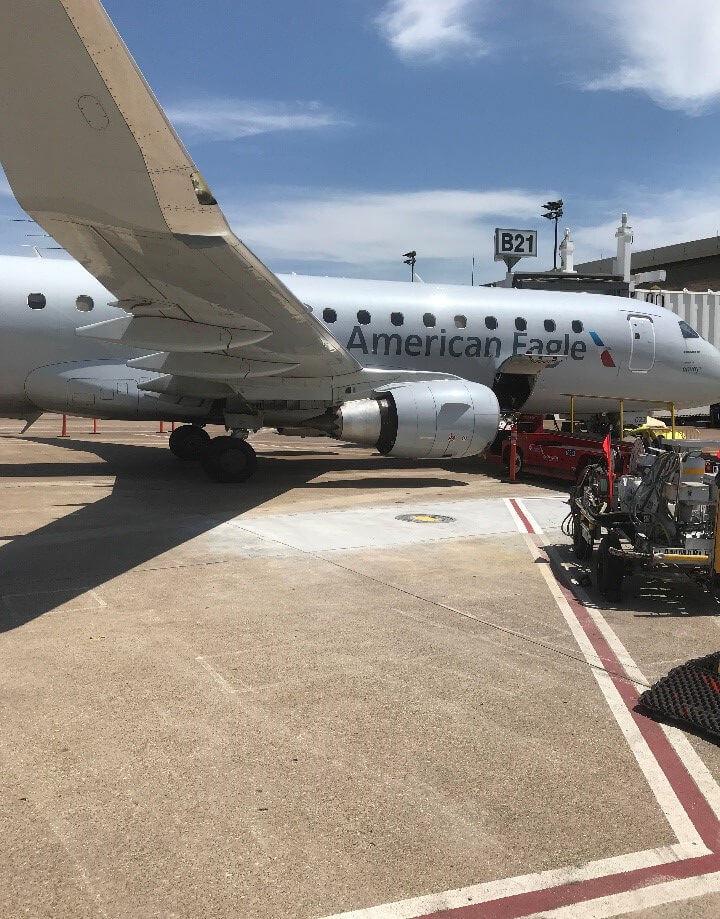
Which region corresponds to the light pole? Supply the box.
[403,250,416,282]
[541,200,564,271]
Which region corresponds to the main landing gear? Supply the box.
[168,424,211,461]
[167,425,258,483]
[200,436,257,483]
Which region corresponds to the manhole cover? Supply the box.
[396,513,456,524]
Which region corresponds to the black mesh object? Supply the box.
[637,653,720,740]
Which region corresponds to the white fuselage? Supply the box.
[1,255,720,422]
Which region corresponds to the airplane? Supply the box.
[1,0,719,484]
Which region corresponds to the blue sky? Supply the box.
[3,0,720,283]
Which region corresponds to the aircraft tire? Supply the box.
[594,531,624,601]
[572,513,593,562]
[201,436,257,483]
[168,424,211,461]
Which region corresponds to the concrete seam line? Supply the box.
[315,513,720,917]
[317,847,699,919]
[525,534,706,850]
[227,521,645,686]
[546,544,720,826]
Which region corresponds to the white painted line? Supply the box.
[524,534,707,852]
[660,726,720,824]
[521,870,720,919]
[503,497,529,534]
[515,498,544,535]
[318,846,694,919]
[195,655,247,695]
[552,549,720,827]
[587,597,720,827]
[319,530,719,919]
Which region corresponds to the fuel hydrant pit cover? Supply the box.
[396,513,456,524]
[637,651,720,743]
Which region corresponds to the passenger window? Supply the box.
[423,312,436,327]
[357,309,370,325]
[544,319,556,332]
[679,320,700,339]
[485,316,497,330]
[76,295,94,312]
[27,293,46,310]
[454,315,467,329]
[515,317,527,331]
[323,307,337,323]
[572,320,583,333]
[390,312,404,327]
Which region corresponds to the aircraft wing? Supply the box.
[0,0,358,380]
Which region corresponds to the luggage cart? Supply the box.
[568,440,720,600]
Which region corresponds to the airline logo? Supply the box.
[589,331,616,367]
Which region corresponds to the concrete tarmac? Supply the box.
[2,417,720,919]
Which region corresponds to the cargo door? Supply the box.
[628,315,655,372]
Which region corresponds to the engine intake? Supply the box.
[335,380,500,459]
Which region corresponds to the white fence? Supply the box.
[633,288,720,350]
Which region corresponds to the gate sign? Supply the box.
[494,228,538,262]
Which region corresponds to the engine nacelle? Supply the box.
[336,380,500,459]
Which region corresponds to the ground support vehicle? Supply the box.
[569,442,720,600]
[485,415,633,482]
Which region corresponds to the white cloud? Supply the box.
[376,0,488,61]
[166,99,348,141]
[581,0,720,113]
[227,186,548,281]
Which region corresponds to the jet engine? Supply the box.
[332,379,500,459]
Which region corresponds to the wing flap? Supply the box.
[0,0,357,378]
[128,352,300,380]
[76,316,272,352]
[137,375,233,399]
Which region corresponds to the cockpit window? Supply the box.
[679,320,700,339]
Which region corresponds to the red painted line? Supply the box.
[430,853,720,919]
[404,539,720,918]
[569,592,720,850]
[509,498,535,534]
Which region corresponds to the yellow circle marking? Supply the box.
[397,512,455,524]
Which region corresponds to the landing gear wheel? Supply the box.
[595,531,624,600]
[505,447,523,478]
[168,424,210,461]
[572,513,593,562]
[201,436,257,483]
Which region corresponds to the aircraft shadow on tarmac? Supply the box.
[547,542,720,618]
[0,434,486,632]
